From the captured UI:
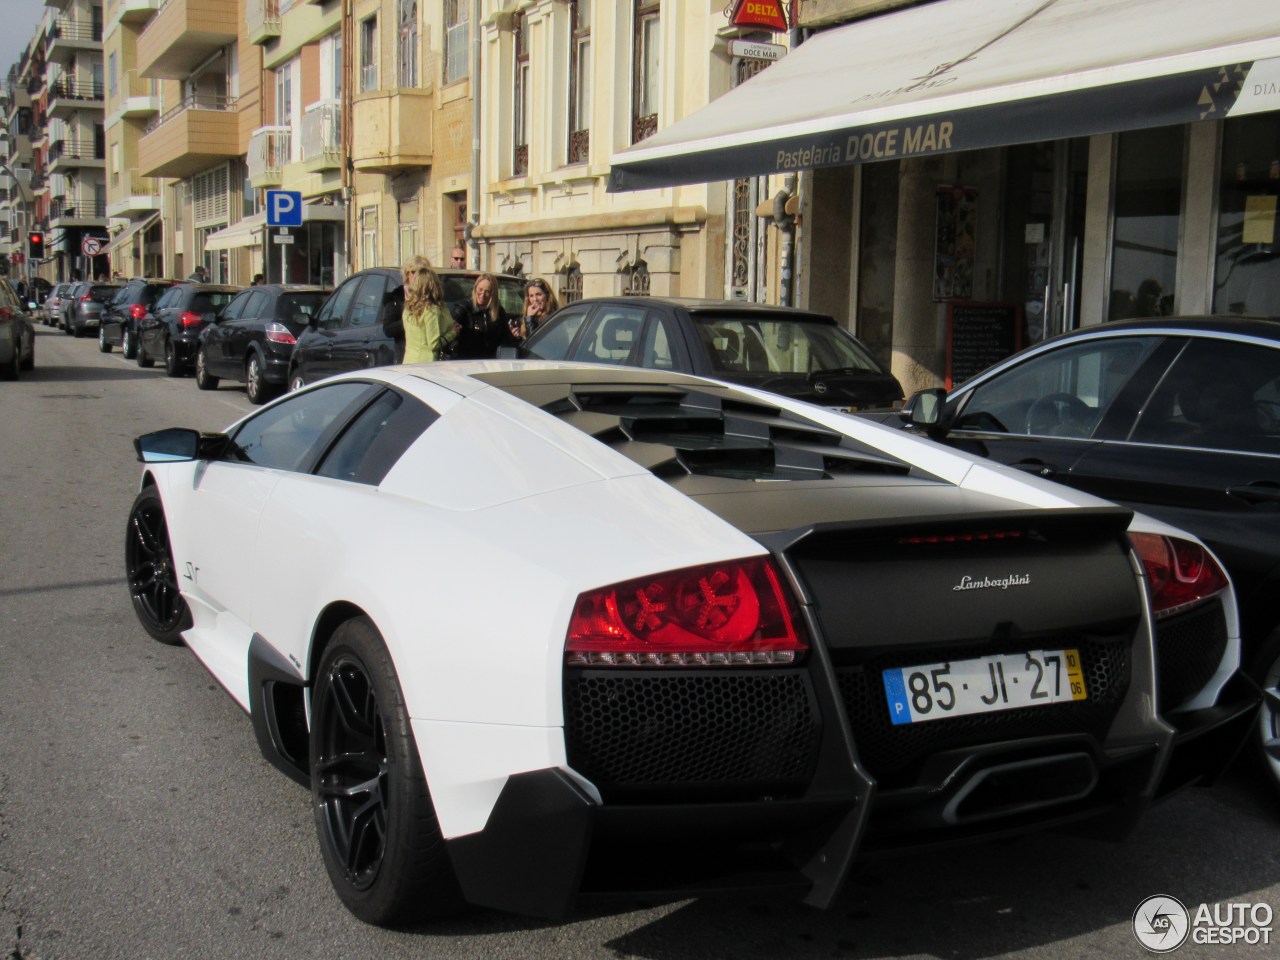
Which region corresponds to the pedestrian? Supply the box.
[252,273,264,285]
[400,256,454,364]
[515,277,558,340]
[187,265,207,282]
[448,273,509,359]
[450,247,466,268]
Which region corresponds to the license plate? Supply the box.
[882,649,1087,726]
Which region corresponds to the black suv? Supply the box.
[288,268,525,390]
[196,284,330,403]
[137,283,241,375]
[99,279,184,359]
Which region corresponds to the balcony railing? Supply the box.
[50,138,105,162]
[145,93,236,134]
[51,197,107,220]
[50,18,105,43]
[246,0,280,43]
[248,125,290,184]
[301,99,340,168]
[51,78,106,102]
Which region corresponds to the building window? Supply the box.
[513,12,529,176]
[561,262,583,303]
[443,0,468,85]
[398,199,418,261]
[360,16,378,92]
[1109,126,1183,320]
[567,1,591,164]
[621,259,649,296]
[632,0,660,144]
[360,205,378,269]
[107,52,116,95]
[1214,115,1280,317]
[398,0,418,89]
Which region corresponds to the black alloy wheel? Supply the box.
[1253,631,1280,801]
[310,618,461,925]
[289,369,306,393]
[63,318,74,336]
[195,347,219,390]
[124,487,188,645]
[164,339,183,377]
[19,336,33,372]
[122,326,138,360]
[1,342,18,381]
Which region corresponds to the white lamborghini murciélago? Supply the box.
[127,361,1257,926]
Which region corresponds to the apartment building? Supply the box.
[44,0,110,281]
[103,0,165,278]
[238,0,345,284]
[134,0,263,282]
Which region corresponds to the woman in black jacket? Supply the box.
[447,273,509,359]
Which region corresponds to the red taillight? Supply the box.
[130,303,147,320]
[80,293,92,301]
[179,311,203,328]
[264,321,296,345]
[566,557,807,667]
[1129,532,1229,620]
[0,307,10,324]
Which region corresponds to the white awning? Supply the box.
[107,212,162,255]
[609,0,1280,191]
[202,201,345,250]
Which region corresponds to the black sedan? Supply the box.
[287,268,526,390]
[503,297,904,411]
[196,284,330,403]
[99,279,183,360]
[136,283,241,375]
[886,315,1280,794]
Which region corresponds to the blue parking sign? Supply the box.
[266,190,303,227]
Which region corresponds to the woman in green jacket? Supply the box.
[401,256,455,363]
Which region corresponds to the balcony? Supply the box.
[113,0,164,26]
[139,93,239,178]
[301,99,340,171]
[116,69,161,118]
[247,125,290,187]
[48,78,106,119]
[351,88,432,173]
[107,172,162,217]
[51,196,108,225]
[246,0,281,45]
[46,18,104,65]
[48,137,106,173]
[137,0,238,80]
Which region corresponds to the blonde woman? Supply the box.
[400,256,454,363]
[515,277,560,340]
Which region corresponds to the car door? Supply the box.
[101,286,129,344]
[225,290,270,374]
[519,304,593,360]
[329,274,389,374]
[204,289,250,376]
[943,334,1168,483]
[143,286,181,356]
[1067,335,1280,631]
[295,277,361,384]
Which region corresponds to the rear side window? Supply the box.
[229,381,375,472]
[525,305,590,360]
[315,388,438,485]
[192,291,237,313]
[441,276,475,303]
[496,278,525,316]
[90,285,120,301]
[571,305,647,365]
[221,290,253,321]
[348,276,387,327]
[277,293,327,322]
[317,278,360,330]
[142,283,173,304]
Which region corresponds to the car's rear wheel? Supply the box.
[137,337,155,368]
[195,347,219,390]
[245,352,275,405]
[63,319,74,336]
[1252,630,1280,801]
[289,368,306,393]
[311,617,462,926]
[99,324,112,353]
[20,337,34,372]
[1,344,18,381]
[122,327,138,360]
[164,339,183,377]
[124,487,188,645]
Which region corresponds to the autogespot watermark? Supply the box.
[1132,894,1274,952]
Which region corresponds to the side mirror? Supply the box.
[134,428,228,463]
[899,387,948,429]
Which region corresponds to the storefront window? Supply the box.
[1109,126,1183,320]
[1214,115,1280,317]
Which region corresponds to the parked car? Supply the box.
[63,281,125,338]
[44,282,73,327]
[884,315,1280,794]
[196,284,330,403]
[0,278,35,380]
[502,297,905,412]
[128,361,1254,926]
[99,279,184,359]
[287,268,525,390]
[135,282,241,375]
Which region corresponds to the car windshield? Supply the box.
[692,316,884,376]
[276,293,328,321]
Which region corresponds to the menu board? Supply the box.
[946,302,1021,389]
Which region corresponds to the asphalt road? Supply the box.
[2,325,1279,960]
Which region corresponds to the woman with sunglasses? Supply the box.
[512,277,559,341]
[449,272,509,358]
[400,256,455,363]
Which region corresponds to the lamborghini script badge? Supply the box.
[953,574,1031,591]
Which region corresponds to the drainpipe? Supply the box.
[468,0,481,270]
[773,173,796,306]
[341,0,353,279]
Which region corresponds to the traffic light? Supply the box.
[27,231,44,259]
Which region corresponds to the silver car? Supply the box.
[64,281,124,338]
[0,279,35,380]
[44,283,73,327]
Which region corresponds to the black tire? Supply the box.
[99,324,113,353]
[122,327,138,360]
[311,618,462,926]
[1251,630,1280,802]
[195,347,219,390]
[63,319,74,336]
[245,351,276,405]
[124,487,189,645]
[1,343,18,381]
[164,339,183,377]
[19,337,33,372]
